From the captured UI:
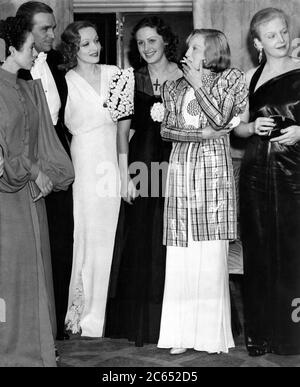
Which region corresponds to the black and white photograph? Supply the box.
[0,0,300,370]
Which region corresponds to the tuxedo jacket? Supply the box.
[18,50,71,153]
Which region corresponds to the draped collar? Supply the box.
[250,62,300,96]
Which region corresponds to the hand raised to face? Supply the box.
[181,57,203,90]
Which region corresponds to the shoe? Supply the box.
[55,347,60,362]
[246,338,268,357]
[170,348,187,355]
[247,345,268,357]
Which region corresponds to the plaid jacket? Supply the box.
[161,68,248,247]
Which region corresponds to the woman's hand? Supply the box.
[270,125,300,145]
[0,147,4,177]
[181,57,203,90]
[253,117,275,136]
[35,171,53,200]
[202,126,230,140]
[121,174,137,205]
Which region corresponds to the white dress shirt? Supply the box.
[31,52,61,126]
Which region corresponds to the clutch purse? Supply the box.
[266,115,296,139]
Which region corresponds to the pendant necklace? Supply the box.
[153,78,161,92]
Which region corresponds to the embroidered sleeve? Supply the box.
[107,67,135,122]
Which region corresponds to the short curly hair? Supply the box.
[0,16,31,58]
[59,21,97,71]
[129,16,178,68]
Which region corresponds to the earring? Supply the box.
[258,47,263,64]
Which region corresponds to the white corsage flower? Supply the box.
[150,102,165,123]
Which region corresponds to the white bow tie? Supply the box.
[34,52,48,66]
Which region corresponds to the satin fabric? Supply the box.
[65,66,121,338]
[240,65,300,355]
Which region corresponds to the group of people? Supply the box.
[0,1,300,367]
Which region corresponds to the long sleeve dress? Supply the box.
[157,69,248,353]
[0,67,74,367]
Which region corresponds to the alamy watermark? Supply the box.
[0,298,6,323]
[292,299,300,323]
[95,156,229,206]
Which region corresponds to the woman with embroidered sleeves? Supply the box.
[157,29,248,355]
[61,21,133,338]
[0,17,74,367]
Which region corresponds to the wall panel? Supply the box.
[193,0,300,71]
[74,0,192,13]
[0,0,73,49]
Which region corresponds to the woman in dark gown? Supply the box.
[235,8,300,356]
[105,17,182,346]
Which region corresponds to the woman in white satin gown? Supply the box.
[61,21,131,337]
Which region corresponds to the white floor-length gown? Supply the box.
[65,65,120,337]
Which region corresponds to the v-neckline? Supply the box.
[71,66,103,99]
[146,65,182,96]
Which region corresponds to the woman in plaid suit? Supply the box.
[157,29,248,355]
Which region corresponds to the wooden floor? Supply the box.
[56,278,300,368]
[56,336,300,368]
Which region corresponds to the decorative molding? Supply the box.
[74,0,192,13]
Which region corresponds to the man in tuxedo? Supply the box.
[17,1,73,341]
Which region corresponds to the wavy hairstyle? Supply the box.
[129,16,178,68]
[59,21,97,71]
[0,16,31,58]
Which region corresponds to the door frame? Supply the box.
[74,0,192,13]
[74,1,193,67]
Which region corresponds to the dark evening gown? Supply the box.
[240,64,300,355]
[105,66,172,346]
